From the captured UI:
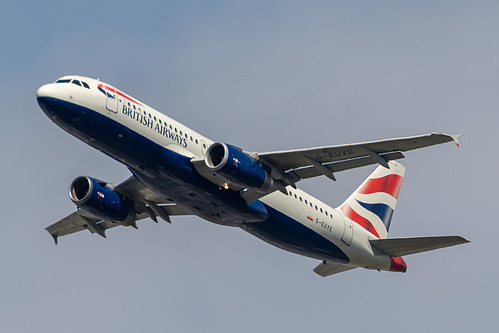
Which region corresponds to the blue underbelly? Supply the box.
[243,205,349,263]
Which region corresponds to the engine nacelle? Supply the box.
[205,142,272,190]
[69,176,135,223]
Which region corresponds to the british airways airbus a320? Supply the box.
[37,75,468,276]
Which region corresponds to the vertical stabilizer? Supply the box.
[337,161,405,239]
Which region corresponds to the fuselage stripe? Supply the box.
[97,84,142,106]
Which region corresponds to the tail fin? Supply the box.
[338,161,405,239]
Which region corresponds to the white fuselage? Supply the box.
[37,75,396,272]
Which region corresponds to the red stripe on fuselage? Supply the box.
[340,204,380,238]
[98,84,142,106]
[358,174,403,199]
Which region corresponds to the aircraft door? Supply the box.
[201,140,208,155]
[341,214,353,246]
[105,89,119,113]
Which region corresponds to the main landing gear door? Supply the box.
[341,214,353,246]
[105,89,119,113]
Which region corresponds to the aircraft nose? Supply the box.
[36,83,56,99]
[36,83,61,116]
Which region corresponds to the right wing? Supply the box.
[45,176,192,244]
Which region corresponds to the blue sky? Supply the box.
[1,1,497,332]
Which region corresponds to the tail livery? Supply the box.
[315,161,468,277]
[338,161,405,239]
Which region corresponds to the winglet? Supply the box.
[50,232,59,245]
[451,134,463,147]
[432,132,462,147]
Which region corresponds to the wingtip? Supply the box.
[451,134,463,147]
[49,232,58,245]
[432,132,463,147]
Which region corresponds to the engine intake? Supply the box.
[69,176,135,223]
[205,142,272,190]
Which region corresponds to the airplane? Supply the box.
[36,75,468,277]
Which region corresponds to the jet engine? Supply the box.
[69,176,135,223]
[205,142,272,190]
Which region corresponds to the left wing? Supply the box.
[45,176,192,244]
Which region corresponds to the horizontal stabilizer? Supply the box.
[313,261,356,277]
[370,236,469,257]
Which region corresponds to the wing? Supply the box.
[258,133,461,181]
[45,176,192,244]
[238,133,460,202]
[192,133,460,203]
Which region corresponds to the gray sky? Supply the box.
[1,1,496,332]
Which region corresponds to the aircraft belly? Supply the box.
[243,205,349,263]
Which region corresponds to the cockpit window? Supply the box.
[55,78,90,89]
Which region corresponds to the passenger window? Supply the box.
[71,80,82,86]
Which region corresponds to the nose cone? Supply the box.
[36,83,57,99]
[36,83,61,116]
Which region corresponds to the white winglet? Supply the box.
[450,134,463,147]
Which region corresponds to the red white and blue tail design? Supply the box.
[338,161,405,239]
